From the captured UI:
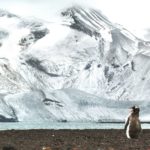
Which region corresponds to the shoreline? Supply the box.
[0,122,150,131]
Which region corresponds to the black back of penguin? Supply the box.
[124,106,142,139]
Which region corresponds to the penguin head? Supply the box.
[130,106,140,114]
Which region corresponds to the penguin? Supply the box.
[124,106,142,139]
[42,146,52,150]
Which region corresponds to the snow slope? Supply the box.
[0,6,150,121]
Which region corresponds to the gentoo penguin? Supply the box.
[42,146,52,150]
[124,106,142,139]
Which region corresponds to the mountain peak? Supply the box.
[61,6,114,36]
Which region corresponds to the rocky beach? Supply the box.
[0,129,149,150]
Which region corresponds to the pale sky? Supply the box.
[0,0,150,40]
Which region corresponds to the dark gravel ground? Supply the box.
[0,129,149,150]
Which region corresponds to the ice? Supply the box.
[0,88,148,122]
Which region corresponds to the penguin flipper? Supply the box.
[124,117,129,131]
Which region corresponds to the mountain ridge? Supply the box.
[0,6,150,121]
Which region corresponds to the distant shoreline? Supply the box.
[0,121,150,123]
[97,121,150,123]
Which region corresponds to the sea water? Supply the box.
[0,122,149,130]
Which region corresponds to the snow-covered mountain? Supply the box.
[0,6,150,122]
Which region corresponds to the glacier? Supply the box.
[0,6,150,122]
